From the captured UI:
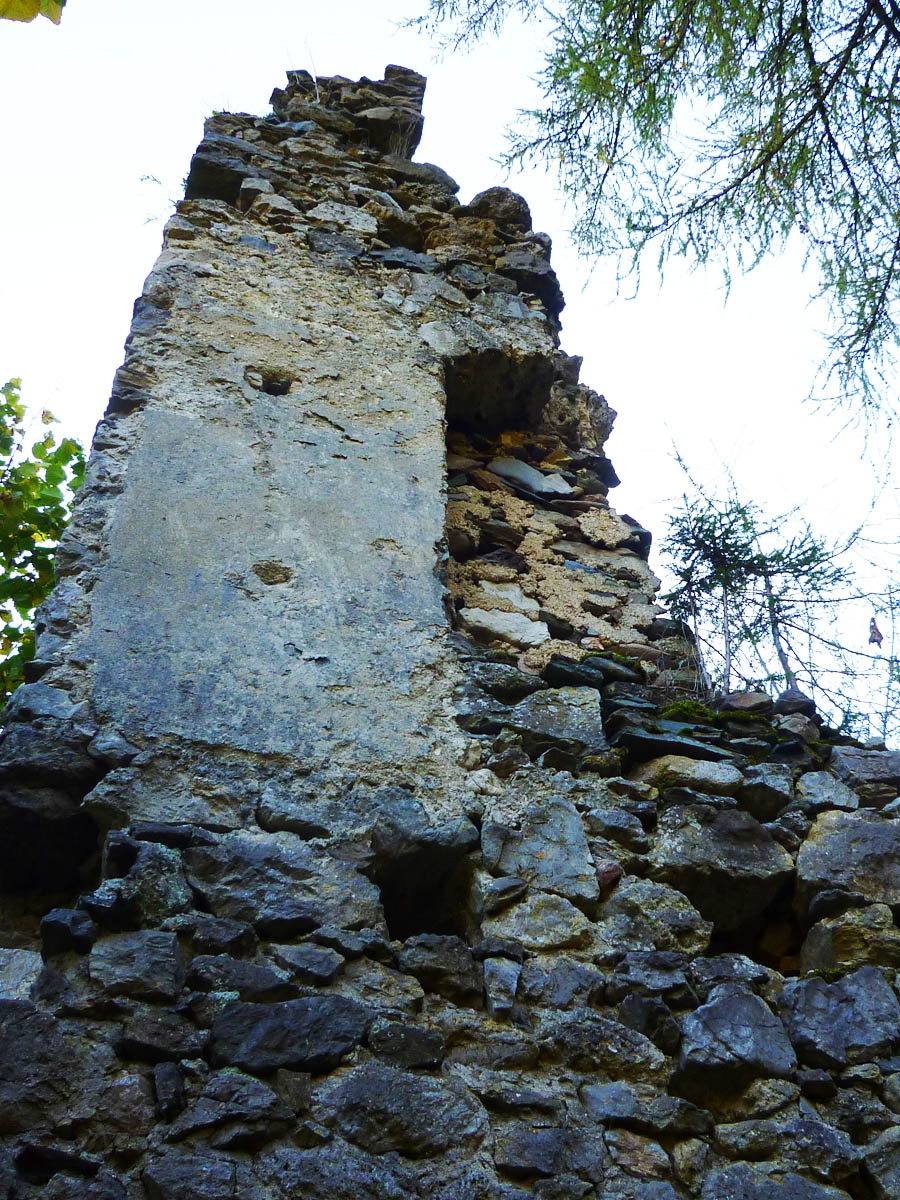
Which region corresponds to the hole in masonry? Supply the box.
[244,366,293,396]
[261,376,292,396]
[367,814,479,942]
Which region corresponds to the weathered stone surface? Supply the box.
[675,985,797,1095]
[632,754,743,796]
[796,810,900,913]
[117,1009,207,1064]
[209,996,371,1073]
[0,950,41,1001]
[795,770,859,814]
[738,763,794,821]
[482,893,591,951]
[89,931,185,1001]
[320,1062,488,1157]
[500,687,608,756]
[268,943,344,985]
[700,1164,851,1199]
[457,606,550,647]
[596,875,713,957]
[166,1070,294,1148]
[185,954,298,1001]
[778,966,900,1068]
[801,903,900,971]
[648,806,794,931]
[184,831,383,936]
[538,1008,668,1082]
[830,747,900,805]
[141,1149,240,1200]
[465,186,532,231]
[0,1002,72,1133]
[485,797,599,903]
[397,934,483,1003]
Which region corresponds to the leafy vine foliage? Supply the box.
[417,0,900,416]
[0,380,84,703]
[0,1,65,22]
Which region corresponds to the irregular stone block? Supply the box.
[482,893,590,952]
[801,903,900,972]
[184,955,297,1001]
[596,876,712,958]
[397,934,483,1004]
[795,770,859,814]
[737,763,794,821]
[457,607,550,648]
[796,810,900,914]
[631,754,743,796]
[538,1008,668,1083]
[184,830,383,936]
[502,687,608,756]
[778,966,900,1068]
[487,796,598,903]
[648,805,794,932]
[166,1070,294,1149]
[675,984,796,1096]
[142,1149,238,1200]
[209,996,371,1074]
[0,1001,71,1133]
[320,1062,488,1157]
[830,747,900,805]
[89,931,185,1001]
[700,1163,851,1199]
[0,950,42,1001]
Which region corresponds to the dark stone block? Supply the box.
[185,955,298,1001]
[117,1009,206,1064]
[209,996,371,1074]
[675,984,796,1096]
[368,1018,445,1069]
[153,1062,185,1121]
[41,908,96,956]
[320,1062,487,1157]
[397,934,483,1003]
[778,966,900,1068]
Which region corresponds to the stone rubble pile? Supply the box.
[0,66,899,1200]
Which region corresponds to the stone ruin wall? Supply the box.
[2,64,900,1200]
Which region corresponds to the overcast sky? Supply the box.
[1,0,894,586]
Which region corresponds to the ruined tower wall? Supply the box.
[2,65,900,1200]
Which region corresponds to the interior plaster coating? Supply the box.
[0,64,899,1200]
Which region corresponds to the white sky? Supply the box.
[0,0,895,635]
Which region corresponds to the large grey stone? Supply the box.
[320,1062,488,1157]
[485,796,599,903]
[830,747,900,805]
[648,805,794,931]
[738,763,794,821]
[595,876,712,958]
[482,893,590,952]
[502,687,608,756]
[0,1001,71,1133]
[537,1008,667,1083]
[166,1070,294,1149]
[700,1164,853,1199]
[89,931,185,1001]
[183,830,383,936]
[795,771,859,814]
[778,966,900,1068]
[209,996,371,1074]
[397,934,483,1004]
[675,984,796,1095]
[796,810,900,913]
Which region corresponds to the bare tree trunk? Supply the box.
[722,588,732,693]
[763,569,797,690]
